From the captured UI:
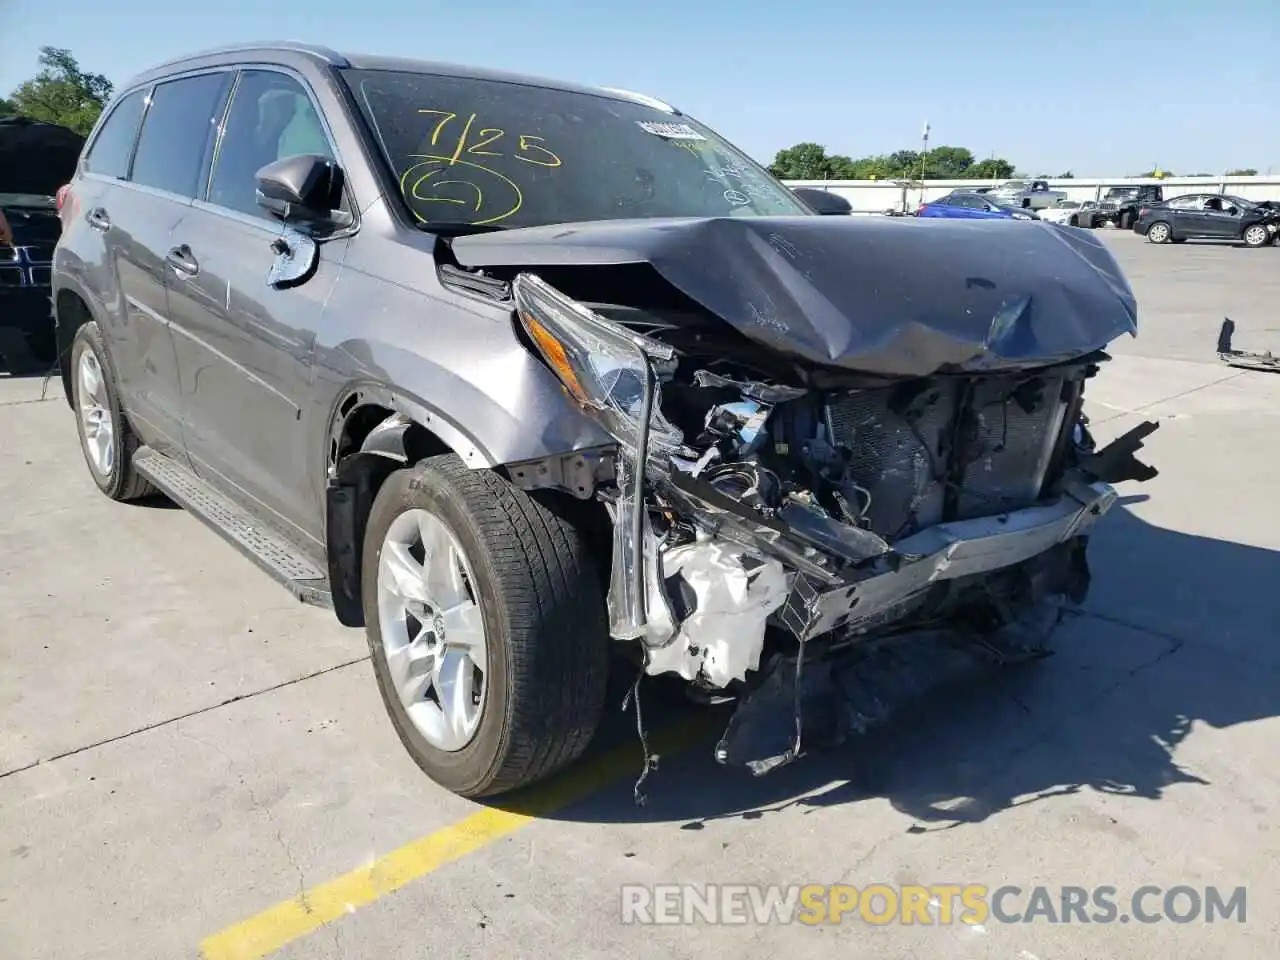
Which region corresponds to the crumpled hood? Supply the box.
[452,215,1139,378]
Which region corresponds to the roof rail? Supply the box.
[143,41,349,74]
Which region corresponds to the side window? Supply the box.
[208,70,335,219]
[131,72,231,198]
[84,90,147,179]
[1168,195,1201,210]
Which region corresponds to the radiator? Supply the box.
[825,374,1068,538]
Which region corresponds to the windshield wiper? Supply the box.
[414,221,511,237]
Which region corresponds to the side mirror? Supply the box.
[791,186,853,216]
[255,154,350,227]
[1227,206,1239,216]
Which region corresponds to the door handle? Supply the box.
[87,208,111,232]
[166,244,200,277]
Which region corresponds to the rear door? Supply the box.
[166,67,351,543]
[67,74,232,455]
[936,196,980,218]
[1164,195,1205,236]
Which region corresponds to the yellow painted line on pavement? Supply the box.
[200,714,721,960]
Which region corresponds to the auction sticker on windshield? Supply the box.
[637,121,707,140]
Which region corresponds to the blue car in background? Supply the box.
[916,192,1039,221]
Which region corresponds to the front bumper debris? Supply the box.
[778,479,1115,642]
[715,547,1078,776]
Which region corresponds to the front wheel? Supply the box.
[1242,224,1270,248]
[361,454,610,798]
[1146,220,1173,244]
[1118,211,1133,230]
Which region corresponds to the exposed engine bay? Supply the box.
[450,215,1160,787]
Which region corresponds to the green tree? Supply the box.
[965,157,1015,180]
[6,47,113,135]
[1226,168,1257,176]
[768,142,835,179]
[0,96,16,117]
[926,146,975,177]
[769,141,1016,181]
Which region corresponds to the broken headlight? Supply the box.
[513,273,683,462]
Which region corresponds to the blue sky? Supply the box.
[2,0,1276,175]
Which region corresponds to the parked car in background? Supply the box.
[1133,193,1280,247]
[986,179,1065,210]
[917,192,1039,220]
[51,42,1152,800]
[1095,184,1163,229]
[791,186,852,214]
[0,116,84,371]
[1039,199,1101,228]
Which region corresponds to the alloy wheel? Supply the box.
[77,350,114,477]
[376,507,488,752]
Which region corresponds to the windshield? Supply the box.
[341,69,809,229]
[1105,188,1137,198]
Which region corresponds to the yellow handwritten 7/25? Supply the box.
[416,110,563,168]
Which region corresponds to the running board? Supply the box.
[133,447,333,608]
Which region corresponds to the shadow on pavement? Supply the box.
[489,502,1280,831]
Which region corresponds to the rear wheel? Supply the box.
[362,454,610,798]
[69,322,156,501]
[1146,220,1172,244]
[1242,224,1270,248]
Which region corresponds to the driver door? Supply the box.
[165,68,350,544]
[1199,197,1244,238]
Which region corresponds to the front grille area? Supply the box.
[0,246,53,288]
[825,373,1069,539]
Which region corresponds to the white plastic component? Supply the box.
[643,540,789,689]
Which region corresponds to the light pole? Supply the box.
[920,120,930,206]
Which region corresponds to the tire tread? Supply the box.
[372,455,609,796]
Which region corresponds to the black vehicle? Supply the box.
[1133,193,1279,247]
[791,186,853,214]
[0,116,84,371]
[52,42,1155,800]
[1094,184,1163,229]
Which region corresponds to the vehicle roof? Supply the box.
[122,41,679,113]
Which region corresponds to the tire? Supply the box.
[1242,224,1270,248]
[1146,220,1172,244]
[69,321,157,501]
[1118,211,1133,230]
[1069,215,1078,227]
[361,454,610,798]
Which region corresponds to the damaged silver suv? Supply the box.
[52,42,1157,798]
